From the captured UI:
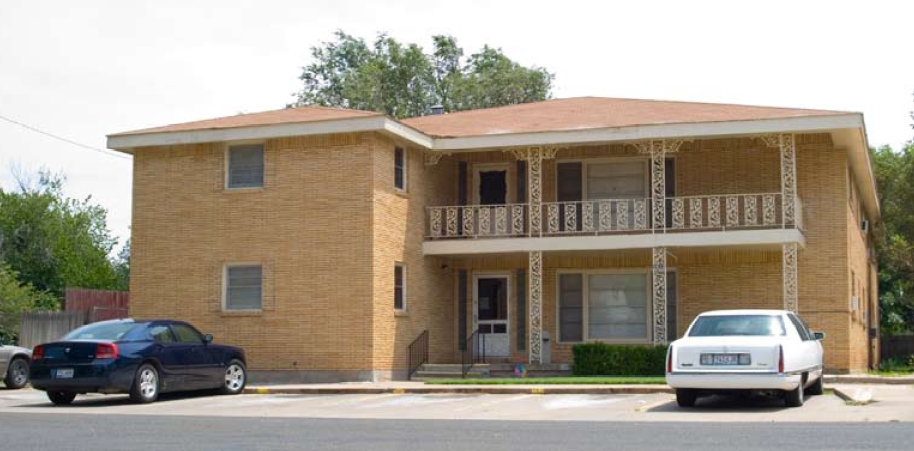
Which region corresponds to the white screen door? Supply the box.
[474,275,510,357]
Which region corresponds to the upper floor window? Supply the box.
[394,147,407,191]
[394,263,406,311]
[224,264,263,311]
[227,144,264,189]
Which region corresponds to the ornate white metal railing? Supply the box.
[426,193,802,239]
[427,203,529,239]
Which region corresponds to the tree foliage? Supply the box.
[0,262,56,343]
[293,31,554,118]
[0,170,124,304]
[875,96,914,334]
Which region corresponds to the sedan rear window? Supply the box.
[688,315,786,337]
[63,322,138,341]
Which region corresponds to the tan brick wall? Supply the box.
[130,134,377,372]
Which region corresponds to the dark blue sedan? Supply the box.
[29,319,247,405]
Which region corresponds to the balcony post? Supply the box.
[636,140,682,231]
[759,133,797,227]
[783,243,799,313]
[652,247,668,344]
[528,250,543,364]
[507,146,559,237]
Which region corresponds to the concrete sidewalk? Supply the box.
[243,381,673,395]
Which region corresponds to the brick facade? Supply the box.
[129,131,877,379]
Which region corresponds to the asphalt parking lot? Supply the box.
[2,386,911,422]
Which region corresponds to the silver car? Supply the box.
[0,342,31,389]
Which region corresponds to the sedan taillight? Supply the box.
[667,346,674,373]
[32,345,44,361]
[96,343,119,359]
[778,345,784,373]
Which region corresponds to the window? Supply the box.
[227,144,264,189]
[148,325,176,343]
[64,322,138,341]
[394,147,406,191]
[688,315,786,337]
[787,313,812,341]
[558,272,649,342]
[225,264,263,310]
[170,324,204,344]
[394,263,406,311]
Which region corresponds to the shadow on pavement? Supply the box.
[646,394,795,413]
[17,389,222,408]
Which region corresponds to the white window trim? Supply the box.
[395,262,407,312]
[224,141,266,191]
[222,262,263,312]
[394,147,408,192]
[555,268,653,345]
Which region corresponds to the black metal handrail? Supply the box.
[407,330,429,380]
[461,329,486,378]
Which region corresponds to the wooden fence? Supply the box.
[65,288,129,322]
[880,335,914,362]
[19,310,88,349]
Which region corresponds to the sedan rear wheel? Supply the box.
[47,390,77,405]
[784,382,805,407]
[4,357,30,389]
[129,364,160,404]
[221,359,246,395]
[806,375,824,396]
[676,389,697,408]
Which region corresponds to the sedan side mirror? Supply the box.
[813,331,826,340]
[203,334,214,344]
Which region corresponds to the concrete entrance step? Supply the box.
[414,371,487,379]
[420,364,491,372]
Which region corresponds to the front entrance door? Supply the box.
[474,275,510,357]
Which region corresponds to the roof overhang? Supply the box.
[107,111,878,222]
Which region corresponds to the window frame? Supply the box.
[222,262,264,312]
[224,141,266,190]
[555,268,653,344]
[394,146,407,192]
[553,157,650,201]
[394,262,407,312]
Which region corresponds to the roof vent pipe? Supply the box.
[429,104,445,115]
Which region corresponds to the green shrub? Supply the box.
[572,343,668,376]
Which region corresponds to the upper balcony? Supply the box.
[424,194,804,255]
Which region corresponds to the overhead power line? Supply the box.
[0,113,131,160]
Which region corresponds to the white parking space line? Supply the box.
[540,394,629,410]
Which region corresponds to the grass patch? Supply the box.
[424,376,666,385]
[868,370,914,377]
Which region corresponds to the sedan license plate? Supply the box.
[700,353,750,366]
[54,368,74,379]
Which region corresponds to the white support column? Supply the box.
[652,247,668,344]
[636,140,682,230]
[759,133,797,227]
[528,149,543,237]
[528,250,543,363]
[783,242,798,313]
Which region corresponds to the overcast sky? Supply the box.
[1,0,911,246]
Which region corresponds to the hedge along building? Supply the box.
[107,97,880,381]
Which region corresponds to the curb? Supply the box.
[243,385,674,395]
[823,375,914,385]
[832,387,853,402]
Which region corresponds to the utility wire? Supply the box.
[0,112,131,160]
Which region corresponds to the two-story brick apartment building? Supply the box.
[108,97,880,381]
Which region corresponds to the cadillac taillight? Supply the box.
[96,342,119,359]
[778,345,784,373]
[32,345,44,361]
[667,346,674,373]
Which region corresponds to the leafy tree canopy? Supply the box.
[875,95,914,334]
[293,31,554,118]
[0,262,56,343]
[0,170,126,303]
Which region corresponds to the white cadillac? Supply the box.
[666,309,825,408]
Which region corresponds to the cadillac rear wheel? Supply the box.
[221,359,246,395]
[676,389,697,408]
[47,390,76,405]
[806,375,824,396]
[784,383,805,407]
[129,364,160,404]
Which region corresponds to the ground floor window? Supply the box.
[558,271,649,342]
[224,264,263,311]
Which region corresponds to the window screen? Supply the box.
[227,144,264,188]
[225,265,262,310]
[394,147,406,190]
[394,264,405,310]
[588,273,647,339]
[558,274,583,342]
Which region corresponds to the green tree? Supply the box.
[0,170,121,303]
[0,262,56,343]
[113,239,130,291]
[875,94,914,334]
[293,31,554,118]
